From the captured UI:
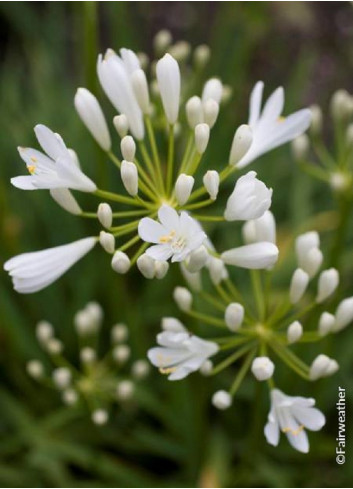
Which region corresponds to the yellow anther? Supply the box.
[159,366,177,375]
[277,116,286,123]
[27,165,36,175]
[30,156,38,163]
[282,425,304,436]
[159,230,176,244]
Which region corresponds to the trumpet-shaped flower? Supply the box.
[236,82,311,169]
[4,237,97,294]
[224,171,272,221]
[11,125,96,192]
[97,48,144,140]
[147,323,219,380]
[138,205,206,262]
[264,389,325,453]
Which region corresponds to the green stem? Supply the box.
[251,270,265,322]
[94,189,143,207]
[185,310,226,328]
[145,116,165,194]
[118,234,140,252]
[329,195,353,269]
[229,347,257,396]
[166,124,175,194]
[211,341,256,376]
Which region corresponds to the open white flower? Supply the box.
[4,237,97,293]
[147,322,219,380]
[264,389,325,453]
[97,48,144,140]
[11,125,96,192]
[236,82,311,169]
[138,205,206,263]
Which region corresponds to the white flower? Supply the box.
[333,297,353,332]
[97,48,144,140]
[147,324,219,380]
[224,171,272,221]
[4,237,96,293]
[74,88,111,151]
[156,53,181,124]
[138,205,206,262]
[221,242,279,270]
[264,389,325,453]
[11,125,96,192]
[50,188,82,215]
[242,210,276,245]
[236,82,311,169]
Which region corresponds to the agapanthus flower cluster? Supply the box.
[26,301,149,425]
[147,214,353,453]
[4,31,310,293]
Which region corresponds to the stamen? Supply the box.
[277,116,286,123]
[282,425,304,436]
[159,366,177,374]
[27,165,36,175]
[159,230,176,243]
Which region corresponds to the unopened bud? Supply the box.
[173,286,192,311]
[113,114,129,138]
[295,231,320,264]
[195,123,210,154]
[301,247,323,278]
[330,171,351,192]
[291,134,310,161]
[154,29,172,54]
[62,389,78,406]
[161,317,185,332]
[333,297,353,332]
[131,69,150,114]
[203,170,219,200]
[309,354,339,381]
[208,257,228,285]
[137,253,155,279]
[202,78,223,104]
[92,409,108,425]
[46,338,63,355]
[116,380,134,400]
[80,347,96,364]
[132,360,150,379]
[316,268,339,303]
[121,160,138,196]
[52,367,71,389]
[212,390,232,410]
[200,359,213,376]
[99,231,115,254]
[186,96,203,129]
[224,303,244,331]
[203,99,219,128]
[287,321,303,344]
[112,344,130,364]
[251,356,275,381]
[242,211,276,245]
[111,250,131,274]
[180,262,202,291]
[97,203,113,229]
[229,124,253,166]
[310,104,322,135]
[193,44,211,68]
[318,312,335,336]
[175,173,194,205]
[346,123,353,146]
[289,268,309,304]
[111,323,128,343]
[26,360,44,379]
[187,245,209,273]
[36,320,54,344]
[168,41,191,62]
[120,136,136,161]
[330,89,353,120]
[154,260,169,279]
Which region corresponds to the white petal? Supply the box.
[248,81,264,126]
[138,218,166,243]
[11,176,36,190]
[34,124,69,160]
[292,406,326,431]
[156,53,181,124]
[146,244,173,261]
[221,242,279,269]
[158,205,180,231]
[264,419,280,446]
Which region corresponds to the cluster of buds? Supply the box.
[26,302,149,425]
[291,89,353,195]
[4,30,310,294]
[147,217,353,453]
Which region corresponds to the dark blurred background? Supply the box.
[0,2,352,487]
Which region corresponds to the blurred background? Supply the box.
[0,2,352,487]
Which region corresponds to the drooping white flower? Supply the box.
[236,82,311,169]
[156,53,181,124]
[4,237,97,294]
[50,188,82,215]
[97,48,144,140]
[264,389,325,453]
[11,125,96,192]
[221,242,279,270]
[138,205,206,262]
[224,171,272,221]
[147,324,219,380]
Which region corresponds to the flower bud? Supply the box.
[120,135,136,162]
[316,268,339,303]
[212,390,232,410]
[195,123,210,154]
[112,344,130,364]
[203,99,219,128]
[224,303,244,331]
[180,262,202,291]
[318,312,335,336]
[333,297,353,332]
[208,257,228,285]
[309,104,322,135]
[168,41,191,62]
[173,286,192,311]
[116,380,135,401]
[62,389,78,405]
[242,211,276,245]
[137,253,155,279]
[80,347,96,364]
[52,367,71,389]
[153,29,172,54]
[74,88,111,151]
[295,231,320,265]
[229,124,253,166]
[187,245,209,273]
[46,338,63,355]
[200,359,213,376]
[300,247,323,278]
[111,323,128,343]
[203,170,219,200]
[221,242,279,270]
[193,44,211,68]
[291,134,310,161]
[309,354,339,381]
[92,409,108,425]
[289,268,309,304]
[161,317,185,332]
[97,203,113,229]
[113,114,129,138]
[346,123,353,146]
[156,53,180,124]
[121,160,138,196]
[36,320,54,344]
[111,250,131,274]
[154,260,169,279]
[50,189,82,215]
[26,360,44,379]
[137,52,149,70]
[131,69,150,114]
[132,359,150,379]
[287,321,303,344]
[99,231,115,254]
[202,78,223,104]
[330,89,353,120]
[251,356,275,381]
[86,302,103,328]
[175,173,194,205]
[221,85,233,104]
[186,96,203,129]
[329,171,351,192]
